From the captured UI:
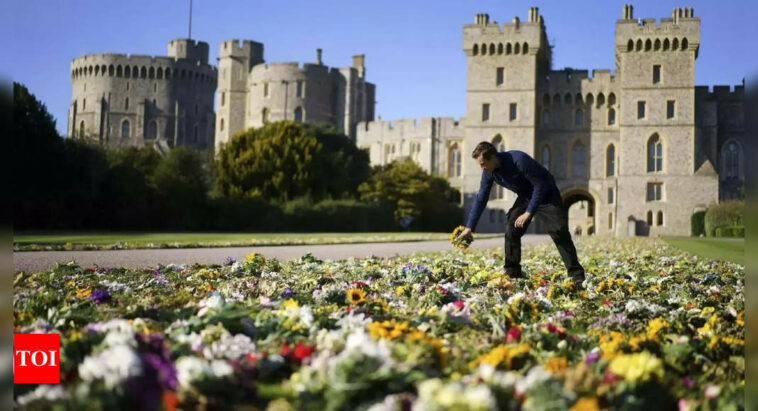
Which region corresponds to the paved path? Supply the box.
[14,235,552,272]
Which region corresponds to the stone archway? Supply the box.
[561,188,597,236]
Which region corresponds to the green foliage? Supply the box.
[714,225,744,238]
[151,147,212,229]
[690,210,706,237]
[704,201,743,237]
[358,160,462,230]
[215,122,323,201]
[301,123,370,199]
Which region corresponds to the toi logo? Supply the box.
[14,334,60,384]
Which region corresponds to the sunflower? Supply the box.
[346,288,367,305]
[450,225,473,250]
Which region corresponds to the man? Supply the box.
[456,141,586,288]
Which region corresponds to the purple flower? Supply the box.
[153,269,162,275]
[585,352,601,365]
[281,287,294,298]
[683,376,696,389]
[225,256,236,265]
[89,289,111,304]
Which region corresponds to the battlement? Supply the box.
[695,84,745,101]
[167,38,209,64]
[218,39,265,65]
[70,52,216,83]
[463,7,546,56]
[357,117,462,136]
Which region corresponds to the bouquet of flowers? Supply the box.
[449,226,473,250]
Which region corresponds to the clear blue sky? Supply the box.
[2,0,754,136]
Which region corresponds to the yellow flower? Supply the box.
[367,319,408,340]
[346,288,367,305]
[468,343,531,369]
[243,252,266,265]
[545,356,568,374]
[76,288,92,298]
[608,351,664,382]
[597,331,624,360]
[570,397,601,411]
[395,286,406,297]
[646,317,669,341]
[282,298,299,309]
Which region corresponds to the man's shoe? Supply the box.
[505,270,525,279]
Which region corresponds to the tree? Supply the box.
[301,123,370,199]
[152,147,211,229]
[215,121,323,202]
[358,159,462,228]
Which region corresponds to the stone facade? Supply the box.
[356,4,745,237]
[215,40,375,152]
[68,39,217,151]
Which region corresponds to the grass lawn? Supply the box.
[14,231,501,251]
[663,236,744,265]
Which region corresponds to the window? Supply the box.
[607,187,615,204]
[384,143,396,163]
[220,118,224,132]
[83,98,86,110]
[448,144,462,177]
[296,80,304,97]
[647,211,653,225]
[126,82,130,91]
[294,107,303,122]
[647,134,663,172]
[722,141,740,179]
[79,121,85,138]
[221,91,225,106]
[410,141,422,161]
[637,101,646,119]
[572,141,586,178]
[263,82,269,97]
[608,108,616,125]
[606,144,615,176]
[147,120,157,139]
[496,67,504,85]
[124,98,129,110]
[647,182,663,201]
[543,109,550,125]
[609,212,614,229]
[657,211,664,226]
[262,108,269,123]
[509,103,517,120]
[653,65,661,84]
[121,120,130,138]
[667,100,675,119]
[541,145,551,170]
[575,109,583,126]
[482,103,490,122]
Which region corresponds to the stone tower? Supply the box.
[215,39,265,152]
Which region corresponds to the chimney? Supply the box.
[316,48,322,65]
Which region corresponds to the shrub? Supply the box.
[704,201,743,237]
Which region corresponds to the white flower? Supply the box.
[16,384,68,406]
[515,365,552,395]
[507,293,525,304]
[176,356,207,390]
[204,333,257,360]
[198,293,226,317]
[78,344,143,389]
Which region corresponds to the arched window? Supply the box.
[654,39,661,51]
[636,39,642,51]
[575,93,583,105]
[657,211,664,226]
[543,109,550,125]
[95,65,99,76]
[101,65,106,75]
[140,67,147,78]
[79,121,85,138]
[448,143,462,178]
[522,42,528,54]
[608,108,616,125]
[481,43,487,55]
[647,211,653,225]
[473,44,479,55]
[165,68,171,78]
[647,134,663,172]
[609,212,614,229]
[116,65,122,77]
[262,108,269,123]
[491,136,505,199]
[564,93,572,105]
[672,38,679,50]
[220,118,225,132]
[506,43,512,54]
[553,93,560,106]
[627,39,634,51]
[294,107,303,122]
[541,145,551,170]
[572,141,586,177]
[608,93,616,106]
[606,144,615,176]
[489,43,495,55]
[124,97,129,110]
[543,94,550,106]
[125,66,131,78]
[108,65,114,76]
[157,67,163,79]
[514,43,520,54]
[149,67,154,79]
[663,38,670,51]
[121,120,130,138]
[497,43,503,55]
[586,93,594,106]
[681,37,688,50]
[721,141,741,179]
[575,109,583,126]
[147,120,157,139]
[597,93,605,107]
[645,39,652,51]
[221,91,225,106]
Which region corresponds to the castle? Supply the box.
[355,5,745,237]
[67,4,744,237]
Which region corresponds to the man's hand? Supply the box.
[514,212,532,228]
[455,227,473,244]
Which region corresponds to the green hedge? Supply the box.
[714,225,745,238]
[704,201,744,237]
[691,210,706,237]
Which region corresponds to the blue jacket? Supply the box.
[465,150,560,230]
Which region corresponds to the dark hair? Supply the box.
[471,141,498,160]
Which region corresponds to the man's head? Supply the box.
[472,141,500,172]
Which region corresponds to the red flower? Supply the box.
[603,299,611,307]
[351,280,369,288]
[712,292,719,298]
[245,354,259,362]
[84,267,96,273]
[436,286,448,295]
[506,327,521,343]
[346,306,353,313]
[162,391,178,411]
[686,303,695,310]
[540,279,547,287]
[281,340,316,364]
[453,300,465,310]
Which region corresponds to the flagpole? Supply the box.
[188,0,193,39]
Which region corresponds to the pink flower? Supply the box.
[704,384,721,399]
[506,327,521,343]
[453,300,465,310]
